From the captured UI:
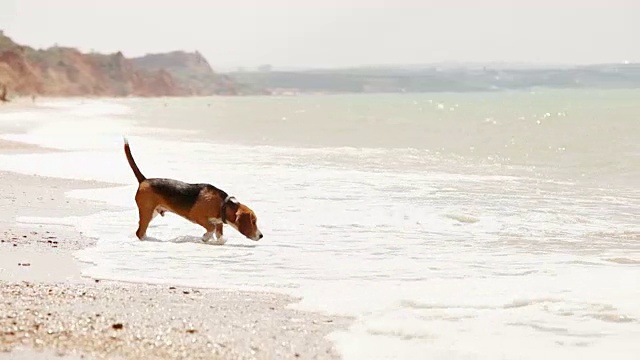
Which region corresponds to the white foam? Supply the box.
[37,98,132,116]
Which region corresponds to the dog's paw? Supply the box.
[213,236,227,245]
[201,232,214,243]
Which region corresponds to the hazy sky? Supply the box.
[0,0,638,69]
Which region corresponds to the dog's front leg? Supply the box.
[213,223,226,245]
[203,218,224,244]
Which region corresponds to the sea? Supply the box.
[0,90,638,360]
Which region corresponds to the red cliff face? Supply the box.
[0,47,43,95]
[0,31,244,97]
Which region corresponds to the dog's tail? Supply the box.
[123,137,146,183]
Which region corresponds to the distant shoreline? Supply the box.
[226,63,640,95]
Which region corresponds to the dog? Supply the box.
[123,138,263,244]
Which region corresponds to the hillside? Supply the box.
[131,51,252,96]
[0,31,247,97]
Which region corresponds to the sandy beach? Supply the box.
[0,122,349,359]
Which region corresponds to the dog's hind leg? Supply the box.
[135,203,156,240]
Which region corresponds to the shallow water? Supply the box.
[1,92,639,359]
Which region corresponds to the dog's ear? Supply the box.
[233,207,243,225]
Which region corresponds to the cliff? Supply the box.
[131,51,241,95]
[0,31,246,97]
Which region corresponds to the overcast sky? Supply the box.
[0,0,638,69]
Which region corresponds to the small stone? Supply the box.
[112,323,124,330]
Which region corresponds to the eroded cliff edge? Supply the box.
[0,31,250,97]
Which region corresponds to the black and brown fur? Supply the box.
[123,138,263,243]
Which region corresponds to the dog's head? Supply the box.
[230,203,263,241]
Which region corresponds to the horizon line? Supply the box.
[2,29,637,72]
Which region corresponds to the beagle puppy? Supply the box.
[123,138,263,244]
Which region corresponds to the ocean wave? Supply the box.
[367,328,433,341]
[604,257,640,265]
[587,230,640,241]
[503,298,561,309]
[400,300,496,310]
[37,99,132,116]
[444,213,480,224]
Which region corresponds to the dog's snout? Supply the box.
[251,231,263,241]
